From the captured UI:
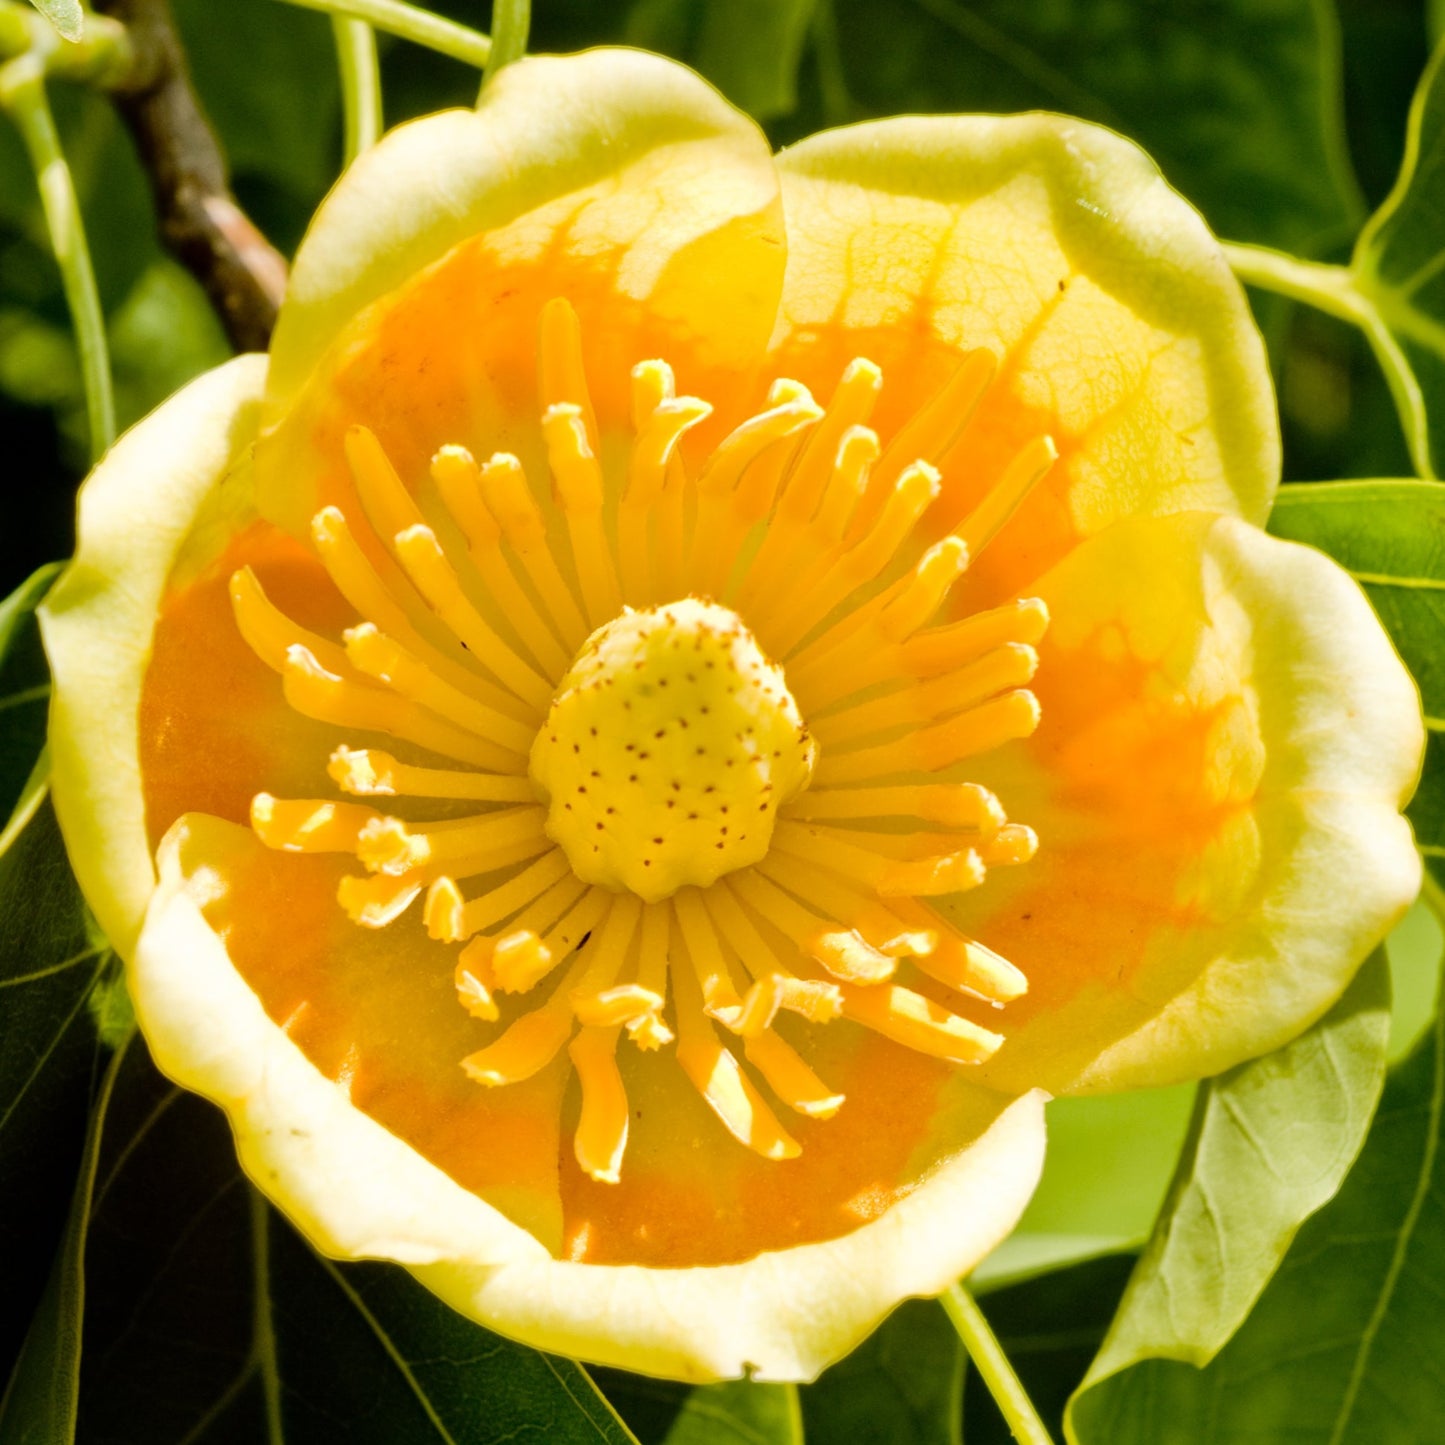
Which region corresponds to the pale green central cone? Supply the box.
[529,599,817,902]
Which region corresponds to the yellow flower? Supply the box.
[39,50,1422,1381]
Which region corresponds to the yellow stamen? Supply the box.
[392,524,553,712]
[815,689,1040,785]
[230,567,351,677]
[814,643,1039,747]
[569,1026,629,1183]
[840,983,1003,1065]
[539,295,598,444]
[783,782,1005,831]
[430,446,572,683]
[328,746,536,803]
[343,623,536,753]
[355,807,547,877]
[282,645,520,772]
[542,403,622,628]
[743,1030,845,1120]
[728,870,895,985]
[455,953,499,1021]
[250,794,382,853]
[475,453,589,649]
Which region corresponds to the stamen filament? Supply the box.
[542,403,622,628]
[392,524,553,712]
[230,567,352,677]
[840,983,1003,1065]
[328,746,537,802]
[782,782,1005,831]
[815,689,1040,785]
[283,645,522,772]
[743,1030,845,1119]
[430,446,573,682]
[343,623,536,753]
[476,453,589,648]
[569,1025,629,1183]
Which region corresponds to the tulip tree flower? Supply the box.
[39,49,1422,1383]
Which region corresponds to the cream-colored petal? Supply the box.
[949,511,1423,1095]
[266,47,782,417]
[772,116,1280,602]
[40,355,268,957]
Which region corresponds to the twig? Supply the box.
[95,0,287,353]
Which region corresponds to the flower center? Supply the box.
[530,599,815,902]
[231,296,1057,1187]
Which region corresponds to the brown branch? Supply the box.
[96,0,287,353]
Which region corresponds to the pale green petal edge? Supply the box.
[265,47,778,413]
[775,114,1281,529]
[1077,513,1423,1092]
[139,817,1046,1382]
[38,355,268,958]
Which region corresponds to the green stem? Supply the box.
[0,53,114,460]
[331,14,381,163]
[480,0,528,93]
[276,0,489,69]
[943,1283,1055,1445]
[1222,239,1436,481]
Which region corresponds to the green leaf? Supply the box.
[0,562,60,826]
[1065,957,1445,1445]
[75,1042,637,1444]
[1066,951,1392,1440]
[659,1380,801,1445]
[974,1085,1195,1291]
[0,1034,126,1445]
[0,801,108,1389]
[1353,38,1445,476]
[1267,479,1445,870]
[25,0,82,43]
[800,1298,961,1445]
[799,0,1363,254]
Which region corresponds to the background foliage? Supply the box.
[3,2,1445,1442]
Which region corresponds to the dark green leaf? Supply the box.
[76,1042,637,1444]
[659,1380,800,1444]
[0,561,60,824]
[1353,39,1445,476]
[1267,479,1445,871]
[1068,951,1392,1438]
[799,0,1364,255]
[25,0,81,43]
[0,1035,126,1445]
[1066,960,1445,1445]
[0,801,107,1388]
[800,1298,961,1445]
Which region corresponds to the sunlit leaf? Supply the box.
[75,1042,637,1444]
[1067,952,1391,1440]
[1267,479,1445,872]
[1353,39,1445,476]
[800,1298,961,1445]
[974,1086,1195,1291]
[25,0,82,43]
[1065,957,1445,1445]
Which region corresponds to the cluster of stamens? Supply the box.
[233,297,1054,1184]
